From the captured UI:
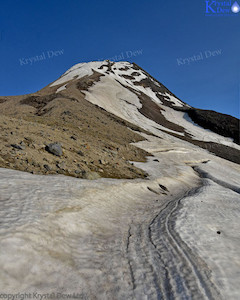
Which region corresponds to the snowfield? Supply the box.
[0,133,240,299]
[84,75,185,137]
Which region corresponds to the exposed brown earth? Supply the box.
[0,91,150,179]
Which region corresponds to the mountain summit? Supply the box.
[0,60,239,178]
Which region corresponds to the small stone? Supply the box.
[81,170,87,176]
[45,142,63,156]
[24,137,34,145]
[99,159,106,165]
[44,164,51,171]
[159,184,169,192]
[11,144,25,150]
[70,136,77,140]
[56,161,65,169]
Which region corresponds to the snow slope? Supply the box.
[0,60,240,299]
[1,133,239,299]
[84,75,185,137]
[50,60,239,153]
[0,157,200,298]
[176,160,240,300]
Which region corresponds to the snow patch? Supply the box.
[56,84,67,93]
[165,94,185,107]
[161,106,240,150]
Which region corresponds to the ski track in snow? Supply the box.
[0,133,240,299]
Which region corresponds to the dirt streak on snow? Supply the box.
[0,160,199,298]
[1,130,239,298]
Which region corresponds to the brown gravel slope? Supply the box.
[0,90,151,179]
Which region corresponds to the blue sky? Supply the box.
[0,0,239,117]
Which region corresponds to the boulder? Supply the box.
[45,142,63,156]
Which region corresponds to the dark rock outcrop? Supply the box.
[186,108,240,145]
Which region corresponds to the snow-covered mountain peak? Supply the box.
[51,60,135,86]
[50,60,187,109]
[46,60,240,160]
